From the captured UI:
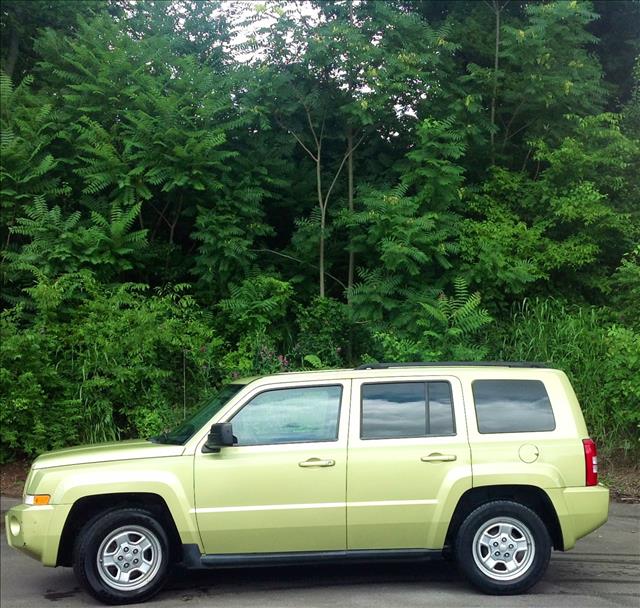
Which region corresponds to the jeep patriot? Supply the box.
[5,362,609,604]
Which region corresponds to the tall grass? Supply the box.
[494,299,639,457]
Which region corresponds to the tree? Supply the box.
[458,114,639,306]
[0,72,66,251]
[0,0,113,79]
[345,117,465,329]
[247,0,458,297]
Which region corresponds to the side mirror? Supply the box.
[202,423,234,453]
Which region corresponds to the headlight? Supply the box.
[24,494,51,506]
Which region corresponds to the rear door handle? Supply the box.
[299,458,335,468]
[421,453,457,463]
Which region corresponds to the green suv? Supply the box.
[5,363,609,604]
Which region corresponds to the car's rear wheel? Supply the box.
[455,500,551,594]
[73,508,170,605]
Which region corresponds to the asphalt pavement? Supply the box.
[1,497,638,607]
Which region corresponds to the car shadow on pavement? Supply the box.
[163,560,468,598]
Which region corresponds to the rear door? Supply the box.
[346,376,472,550]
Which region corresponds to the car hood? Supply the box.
[32,439,185,470]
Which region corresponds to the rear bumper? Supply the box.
[548,485,609,550]
[5,503,71,566]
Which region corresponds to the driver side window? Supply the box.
[231,385,342,446]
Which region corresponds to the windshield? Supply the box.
[150,384,244,445]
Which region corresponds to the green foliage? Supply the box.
[345,118,465,328]
[440,0,606,167]
[293,297,353,368]
[494,299,639,455]
[191,161,275,298]
[0,72,68,248]
[0,0,638,460]
[0,306,80,460]
[218,328,290,380]
[419,277,494,360]
[609,246,640,330]
[219,276,294,338]
[459,114,638,303]
[4,197,147,288]
[367,278,493,363]
[0,276,223,461]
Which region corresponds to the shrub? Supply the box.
[293,297,352,368]
[0,274,224,461]
[494,299,639,455]
[365,278,493,363]
[0,307,81,460]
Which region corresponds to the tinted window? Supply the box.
[361,381,455,439]
[472,380,555,434]
[429,382,456,436]
[231,385,342,445]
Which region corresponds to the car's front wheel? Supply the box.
[73,508,170,605]
[455,500,551,595]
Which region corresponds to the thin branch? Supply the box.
[149,200,172,240]
[352,132,366,153]
[484,0,509,12]
[323,133,365,208]
[318,113,326,147]
[168,195,183,245]
[252,248,347,290]
[520,146,533,173]
[502,98,526,147]
[303,102,320,149]
[274,115,317,161]
[290,129,318,161]
[504,119,536,142]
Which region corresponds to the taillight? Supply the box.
[583,438,598,486]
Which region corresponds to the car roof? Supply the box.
[232,362,559,386]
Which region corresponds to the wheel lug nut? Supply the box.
[501,537,506,542]
[117,556,123,561]
[495,551,500,556]
[509,544,514,549]
[124,563,129,568]
[505,553,510,557]
[133,559,139,564]
[133,549,138,554]
[493,542,498,547]
[123,547,129,552]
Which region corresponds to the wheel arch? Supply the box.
[56,493,183,567]
[444,485,564,552]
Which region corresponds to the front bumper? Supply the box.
[5,502,72,566]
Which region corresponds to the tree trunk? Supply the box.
[347,126,355,304]
[317,154,325,298]
[490,0,501,164]
[319,207,326,298]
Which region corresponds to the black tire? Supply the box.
[454,500,551,595]
[73,508,170,605]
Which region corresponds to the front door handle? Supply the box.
[299,458,335,468]
[421,453,457,463]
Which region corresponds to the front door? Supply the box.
[346,376,472,549]
[194,381,349,554]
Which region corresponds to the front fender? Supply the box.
[28,455,201,564]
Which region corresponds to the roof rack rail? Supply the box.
[355,361,551,370]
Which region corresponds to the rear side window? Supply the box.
[472,379,555,434]
[361,381,455,439]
